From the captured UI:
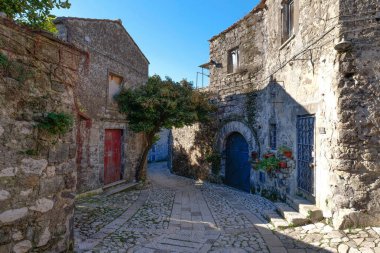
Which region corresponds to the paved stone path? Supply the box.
[74,162,380,253]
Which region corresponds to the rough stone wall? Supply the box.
[260,0,341,216]
[55,18,149,193]
[174,0,379,228]
[148,129,170,162]
[172,125,202,166]
[329,0,380,228]
[171,119,218,180]
[0,18,84,252]
[209,9,265,121]
[206,0,341,214]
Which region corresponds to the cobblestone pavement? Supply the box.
[74,162,380,253]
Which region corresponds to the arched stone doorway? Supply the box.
[216,121,259,192]
[225,132,251,192]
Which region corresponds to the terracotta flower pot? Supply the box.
[283,151,292,158]
[251,151,258,159]
[278,161,287,168]
[264,153,275,159]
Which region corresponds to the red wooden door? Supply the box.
[104,129,122,185]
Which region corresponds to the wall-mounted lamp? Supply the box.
[199,60,221,69]
[210,60,222,68]
[334,36,352,52]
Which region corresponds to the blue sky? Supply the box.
[53,0,259,87]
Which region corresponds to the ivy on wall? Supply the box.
[37,112,74,136]
[0,52,34,83]
[245,88,259,128]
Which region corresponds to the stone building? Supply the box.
[54,18,149,193]
[0,17,85,252]
[148,129,170,162]
[174,0,379,229]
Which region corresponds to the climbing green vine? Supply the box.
[0,52,34,83]
[37,112,74,136]
[245,89,259,127]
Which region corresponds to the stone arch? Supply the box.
[216,121,259,153]
[216,121,259,177]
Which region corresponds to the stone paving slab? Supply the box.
[74,162,380,253]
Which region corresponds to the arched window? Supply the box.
[227,47,240,73]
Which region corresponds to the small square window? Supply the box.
[269,124,277,150]
[282,0,294,43]
[108,73,123,106]
[227,48,240,73]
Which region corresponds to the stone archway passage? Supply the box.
[225,132,251,192]
[216,121,258,154]
[216,121,259,183]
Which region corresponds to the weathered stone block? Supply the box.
[20,158,48,175]
[12,230,24,241]
[36,41,60,64]
[48,144,70,164]
[13,240,32,253]
[20,189,32,197]
[30,198,54,213]
[39,176,65,195]
[0,167,18,177]
[0,207,28,223]
[60,49,80,70]
[20,175,40,188]
[45,166,56,178]
[0,189,10,201]
[37,227,51,247]
[51,81,66,92]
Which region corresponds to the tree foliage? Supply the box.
[0,0,70,31]
[115,75,216,181]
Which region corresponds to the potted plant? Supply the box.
[258,156,280,171]
[278,161,287,168]
[251,151,259,159]
[279,146,293,158]
[263,152,275,159]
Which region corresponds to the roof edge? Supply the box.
[0,17,87,55]
[209,0,266,42]
[55,17,150,64]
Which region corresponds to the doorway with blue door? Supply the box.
[225,132,251,192]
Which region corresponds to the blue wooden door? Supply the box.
[225,133,250,192]
[297,115,315,195]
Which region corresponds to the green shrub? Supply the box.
[37,112,74,135]
[257,156,280,171]
[206,152,221,175]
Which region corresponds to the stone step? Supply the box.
[274,202,310,226]
[103,182,139,197]
[286,195,324,222]
[262,210,290,229]
[102,180,127,190]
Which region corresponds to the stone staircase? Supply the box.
[264,195,324,228]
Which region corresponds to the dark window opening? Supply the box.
[108,73,123,107]
[282,0,294,43]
